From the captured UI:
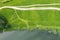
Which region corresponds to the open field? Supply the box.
[0,0,60,32]
[0,0,60,6]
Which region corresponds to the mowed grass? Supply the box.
[0,8,60,31]
[0,0,60,6]
[0,0,60,31]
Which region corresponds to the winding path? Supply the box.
[0,3,60,10]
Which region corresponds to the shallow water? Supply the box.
[0,29,60,40]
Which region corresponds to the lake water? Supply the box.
[0,29,60,40]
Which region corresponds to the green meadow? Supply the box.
[0,0,60,6]
[0,0,60,31]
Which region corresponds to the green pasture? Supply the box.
[0,0,60,6]
[0,0,60,31]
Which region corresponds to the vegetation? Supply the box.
[0,0,60,34]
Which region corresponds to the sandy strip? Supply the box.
[0,6,60,10]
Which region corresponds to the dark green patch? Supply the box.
[2,0,12,4]
[0,14,11,32]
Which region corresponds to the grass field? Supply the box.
[0,0,60,33]
[0,0,60,6]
